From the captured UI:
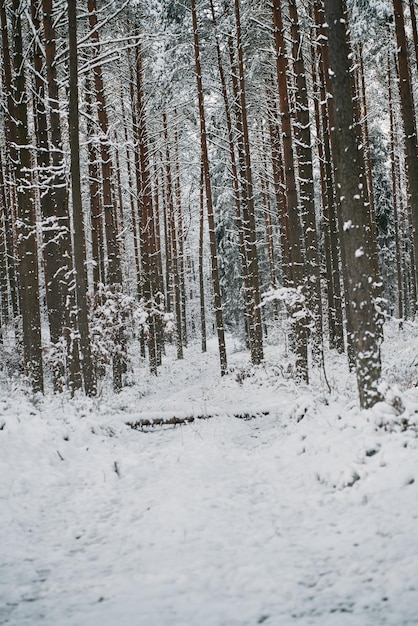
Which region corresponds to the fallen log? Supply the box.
[126,411,270,430]
[127,416,196,429]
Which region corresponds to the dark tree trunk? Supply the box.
[11,0,43,392]
[85,80,105,289]
[232,0,264,365]
[393,0,418,292]
[163,113,183,361]
[0,151,9,327]
[388,51,404,324]
[136,44,158,374]
[191,0,227,375]
[312,5,345,352]
[288,0,323,363]
[272,0,308,382]
[323,0,382,408]
[409,0,418,72]
[1,0,19,321]
[88,0,122,286]
[199,158,207,353]
[209,0,250,338]
[266,81,289,285]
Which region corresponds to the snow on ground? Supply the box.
[1,321,418,625]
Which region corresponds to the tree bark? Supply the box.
[288,0,323,362]
[68,0,96,396]
[272,0,308,382]
[88,0,122,286]
[232,0,264,365]
[11,0,43,392]
[323,0,382,408]
[163,113,183,361]
[393,0,418,292]
[191,0,227,376]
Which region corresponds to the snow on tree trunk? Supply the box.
[323,0,382,408]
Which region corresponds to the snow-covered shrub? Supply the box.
[372,382,418,433]
[162,311,176,339]
[89,283,147,382]
[43,335,69,391]
[261,286,315,332]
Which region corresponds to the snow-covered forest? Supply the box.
[1,0,418,624]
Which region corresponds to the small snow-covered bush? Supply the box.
[89,283,146,380]
[371,382,418,433]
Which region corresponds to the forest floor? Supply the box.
[1,320,418,625]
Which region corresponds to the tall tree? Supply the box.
[323,0,382,408]
[32,0,74,372]
[68,0,95,396]
[272,0,308,381]
[288,0,323,361]
[11,0,44,392]
[232,0,264,365]
[392,0,418,291]
[1,0,19,321]
[88,0,122,286]
[191,0,227,376]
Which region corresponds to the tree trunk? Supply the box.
[163,113,183,361]
[68,0,96,396]
[199,157,207,353]
[0,151,9,327]
[288,0,323,363]
[388,51,404,324]
[312,7,345,352]
[191,0,227,375]
[272,0,308,382]
[88,0,122,286]
[323,0,382,408]
[393,0,418,292]
[409,0,418,72]
[232,0,264,365]
[136,43,158,374]
[11,0,44,392]
[209,0,249,340]
[1,0,19,321]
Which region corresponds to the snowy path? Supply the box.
[1,338,418,625]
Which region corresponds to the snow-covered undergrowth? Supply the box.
[1,321,418,625]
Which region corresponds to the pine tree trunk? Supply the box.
[323,0,382,408]
[258,132,277,289]
[388,51,404,324]
[315,0,351,361]
[312,7,345,352]
[266,81,289,286]
[173,120,188,348]
[209,0,249,337]
[136,44,158,374]
[88,0,122,286]
[163,114,183,361]
[191,0,227,375]
[45,1,78,386]
[68,0,96,396]
[199,158,207,353]
[288,0,323,363]
[393,0,418,292]
[272,0,308,382]
[11,0,43,392]
[1,1,19,321]
[232,0,264,365]
[32,0,62,347]
[85,81,105,289]
[409,0,418,72]
[0,152,9,327]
